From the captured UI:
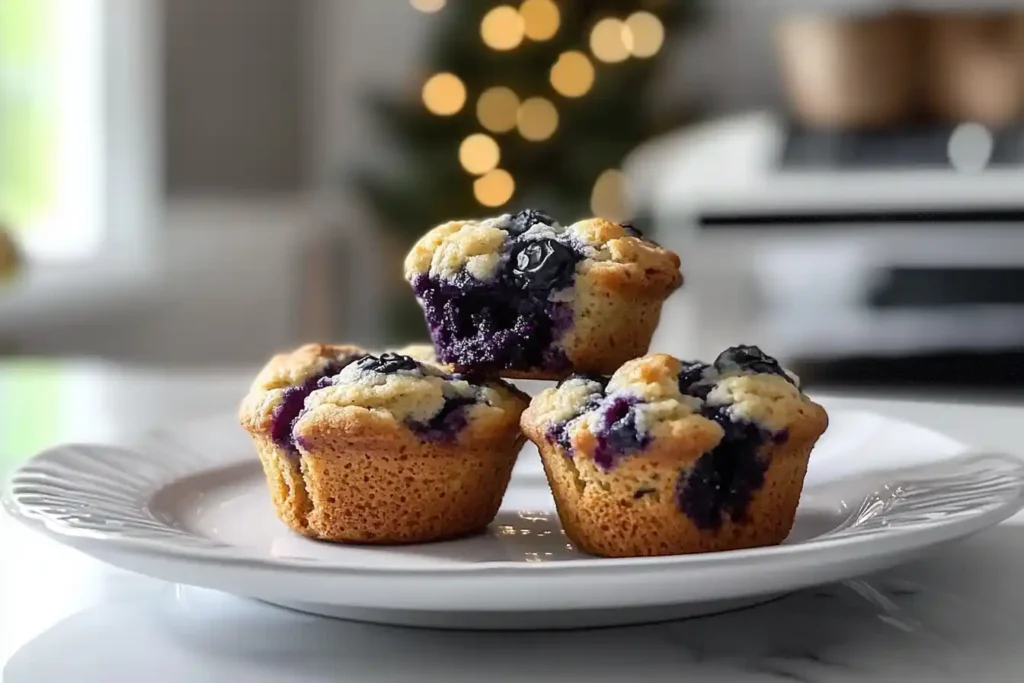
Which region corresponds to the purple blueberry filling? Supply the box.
[412,209,584,373]
[674,405,780,530]
[270,355,365,453]
[408,395,475,443]
[544,374,607,451]
[590,395,649,471]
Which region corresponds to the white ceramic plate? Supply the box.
[5,407,1024,630]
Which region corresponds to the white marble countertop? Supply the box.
[3,360,1024,681]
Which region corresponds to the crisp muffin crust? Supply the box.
[240,346,528,544]
[522,346,828,557]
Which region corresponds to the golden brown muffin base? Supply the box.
[252,434,524,544]
[527,405,828,558]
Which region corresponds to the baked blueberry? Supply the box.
[507,239,579,291]
[405,213,682,379]
[521,350,828,557]
[677,361,713,398]
[356,352,420,375]
[715,345,795,384]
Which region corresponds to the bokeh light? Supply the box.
[409,0,446,13]
[474,169,516,207]
[549,51,595,98]
[590,18,631,63]
[516,97,559,141]
[477,87,520,133]
[421,72,466,115]
[625,11,664,58]
[520,0,560,41]
[590,169,629,221]
[459,133,501,175]
[481,5,525,51]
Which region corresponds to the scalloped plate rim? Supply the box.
[6,451,1023,581]
[4,412,1024,580]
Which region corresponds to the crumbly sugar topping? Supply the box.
[531,348,811,456]
[404,210,675,285]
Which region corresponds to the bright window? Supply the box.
[0,0,103,261]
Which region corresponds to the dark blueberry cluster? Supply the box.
[414,209,585,373]
[675,404,783,530]
[270,355,365,453]
[356,352,421,375]
[676,346,794,400]
[714,345,795,385]
[677,361,713,399]
[508,239,578,292]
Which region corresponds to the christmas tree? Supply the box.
[356,0,700,340]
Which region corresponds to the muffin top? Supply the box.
[403,209,681,295]
[240,345,528,450]
[524,346,823,472]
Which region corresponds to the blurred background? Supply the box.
[3,0,1024,391]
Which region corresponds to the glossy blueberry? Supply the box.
[357,352,420,375]
[714,345,794,384]
[677,362,713,398]
[507,239,579,291]
[508,209,557,236]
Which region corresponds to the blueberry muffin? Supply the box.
[239,344,529,544]
[404,210,682,380]
[521,346,828,557]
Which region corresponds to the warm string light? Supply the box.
[590,169,629,221]
[589,12,666,64]
[474,169,515,207]
[422,72,466,115]
[409,0,446,13]
[549,51,595,98]
[516,97,558,141]
[481,5,525,51]
[590,18,631,63]
[625,11,665,58]
[477,87,520,133]
[520,0,560,41]
[459,133,501,175]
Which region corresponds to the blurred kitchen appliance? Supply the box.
[627,113,1024,381]
[775,6,1024,129]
